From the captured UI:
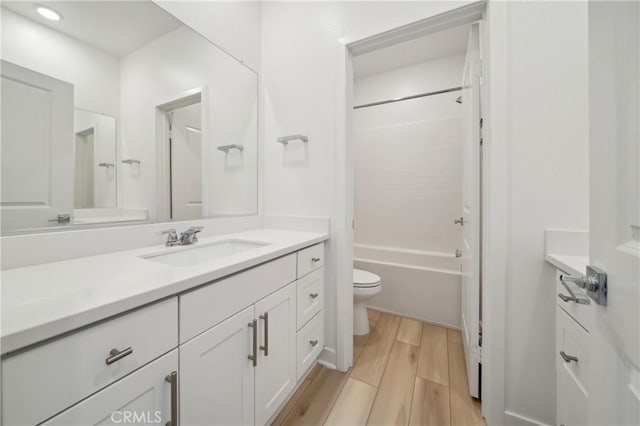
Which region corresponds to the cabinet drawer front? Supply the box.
[296,310,324,380]
[556,306,589,395]
[555,270,594,331]
[42,349,178,425]
[2,298,178,426]
[296,268,324,329]
[297,243,324,278]
[180,254,296,343]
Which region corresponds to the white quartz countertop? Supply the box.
[545,254,588,276]
[1,228,328,354]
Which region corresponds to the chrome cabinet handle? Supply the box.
[259,312,269,356]
[248,320,257,367]
[558,276,591,305]
[454,217,465,226]
[165,371,178,426]
[560,351,578,363]
[312,257,321,262]
[105,347,133,365]
[310,293,319,299]
[309,340,319,347]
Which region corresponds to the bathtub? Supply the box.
[354,243,462,329]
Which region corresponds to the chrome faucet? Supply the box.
[158,229,180,247]
[179,226,204,245]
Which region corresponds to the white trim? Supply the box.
[504,411,553,426]
[367,306,462,331]
[354,243,459,258]
[354,258,462,276]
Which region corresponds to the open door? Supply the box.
[1,61,74,232]
[460,23,482,399]
[587,2,639,424]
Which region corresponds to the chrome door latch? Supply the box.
[560,265,608,306]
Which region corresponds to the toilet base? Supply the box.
[353,301,370,335]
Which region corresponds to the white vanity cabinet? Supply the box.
[555,269,592,426]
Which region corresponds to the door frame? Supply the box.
[334,1,509,424]
[156,87,209,221]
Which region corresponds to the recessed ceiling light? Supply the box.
[34,4,62,21]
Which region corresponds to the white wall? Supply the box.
[155,1,262,73]
[262,1,589,425]
[353,55,464,253]
[500,3,589,424]
[119,26,258,218]
[261,0,472,370]
[1,8,120,118]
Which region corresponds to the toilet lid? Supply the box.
[353,269,381,287]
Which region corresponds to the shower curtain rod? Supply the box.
[353,86,462,109]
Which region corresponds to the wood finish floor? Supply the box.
[272,309,485,426]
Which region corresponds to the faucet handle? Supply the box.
[158,229,179,246]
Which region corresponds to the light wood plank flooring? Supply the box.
[272,309,485,426]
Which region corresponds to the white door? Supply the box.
[587,2,640,425]
[180,305,255,426]
[1,60,74,232]
[255,282,297,425]
[460,23,482,399]
[42,350,177,425]
[170,102,202,220]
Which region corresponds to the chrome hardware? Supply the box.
[276,134,309,145]
[455,249,463,258]
[312,257,321,263]
[560,265,607,306]
[248,319,257,367]
[558,278,590,305]
[179,226,203,245]
[560,351,578,363]
[259,312,269,356]
[454,217,465,226]
[310,293,319,299]
[309,340,319,347]
[455,96,463,104]
[217,144,244,153]
[158,229,180,247]
[105,347,133,365]
[49,213,71,223]
[121,159,140,165]
[165,371,178,426]
[98,162,115,168]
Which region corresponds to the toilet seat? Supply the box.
[353,269,381,288]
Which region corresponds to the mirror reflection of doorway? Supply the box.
[74,127,95,209]
[169,102,202,220]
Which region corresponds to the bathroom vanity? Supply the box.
[1,229,327,425]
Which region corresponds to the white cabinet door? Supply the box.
[1,60,74,232]
[180,305,255,426]
[460,22,482,399]
[254,282,297,425]
[42,350,177,426]
[587,2,640,425]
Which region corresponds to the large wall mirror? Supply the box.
[0,1,258,234]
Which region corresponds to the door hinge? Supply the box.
[472,344,482,363]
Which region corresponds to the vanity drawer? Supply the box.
[296,310,324,380]
[2,298,178,426]
[297,243,324,278]
[556,306,589,396]
[180,253,296,342]
[555,269,594,331]
[297,268,324,329]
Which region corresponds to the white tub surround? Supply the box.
[1,229,328,355]
[544,229,589,276]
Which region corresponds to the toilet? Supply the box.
[353,268,382,335]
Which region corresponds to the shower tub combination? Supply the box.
[354,243,462,329]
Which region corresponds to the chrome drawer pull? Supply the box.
[312,257,321,262]
[309,340,319,347]
[560,351,578,363]
[259,312,269,356]
[165,371,178,426]
[248,320,258,367]
[310,293,319,299]
[105,347,133,365]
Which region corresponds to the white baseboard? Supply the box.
[319,347,338,370]
[367,305,461,331]
[504,410,553,426]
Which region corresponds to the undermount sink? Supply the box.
[141,239,270,267]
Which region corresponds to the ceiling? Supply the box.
[2,1,182,57]
[353,25,470,78]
